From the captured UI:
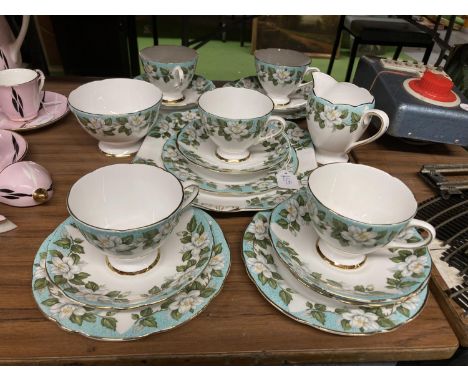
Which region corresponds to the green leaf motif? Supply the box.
[140,307,153,317]
[48,249,63,258]
[82,313,96,323]
[397,306,410,317]
[42,297,59,307]
[121,236,134,245]
[140,317,157,328]
[34,278,47,290]
[171,310,182,320]
[71,244,84,254]
[279,290,293,305]
[311,310,326,325]
[341,319,352,331]
[354,285,366,293]
[187,217,197,232]
[101,317,117,331]
[85,281,99,292]
[69,313,83,326]
[377,317,395,328]
[211,269,223,277]
[268,278,278,289]
[200,288,216,298]
[54,238,71,249]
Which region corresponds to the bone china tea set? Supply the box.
[26,45,436,340]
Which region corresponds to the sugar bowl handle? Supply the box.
[180,184,199,210]
[386,219,436,250]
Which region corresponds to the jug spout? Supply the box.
[310,72,374,106]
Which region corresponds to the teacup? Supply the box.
[139,45,198,103]
[254,48,319,106]
[68,78,162,157]
[305,163,435,268]
[67,164,199,274]
[198,87,286,162]
[306,72,389,164]
[0,68,45,121]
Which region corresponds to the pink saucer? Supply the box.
[0,91,68,132]
[0,129,28,172]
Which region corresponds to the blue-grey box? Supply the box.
[353,56,468,146]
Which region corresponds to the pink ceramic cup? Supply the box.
[0,68,45,121]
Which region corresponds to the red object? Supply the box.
[408,70,457,102]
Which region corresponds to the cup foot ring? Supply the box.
[215,149,251,163]
[162,95,185,105]
[105,250,161,276]
[316,242,367,270]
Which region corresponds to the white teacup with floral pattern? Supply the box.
[68,78,163,157]
[67,164,199,274]
[306,72,389,165]
[139,45,198,103]
[306,163,435,268]
[255,48,319,106]
[198,87,287,162]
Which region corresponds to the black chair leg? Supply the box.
[345,36,359,82]
[423,41,434,64]
[327,15,345,75]
[393,46,403,60]
[240,16,245,47]
[152,16,159,46]
[181,16,189,46]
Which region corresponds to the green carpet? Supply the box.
[137,37,414,82]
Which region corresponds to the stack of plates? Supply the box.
[134,109,318,212]
[223,77,312,120]
[32,208,230,340]
[242,193,431,336]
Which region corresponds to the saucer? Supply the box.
[163,135,297,196]
[243,212,428,335]
[135,74,215,110]
[32,209,230,341]
[45,209,214,310]
[223,76,310,119]
[176,122,290,174]
[269,188,431,305]
[134,109,317,212]
[0,91,68,132]
[0,130,28,172]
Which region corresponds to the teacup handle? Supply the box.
[386,219,436,250]
[258,115,286,142]
[35,69,45,93]
[172,66,184,88]
[297,66,321,91]
[180,184,199,210]
[345,109,389,153]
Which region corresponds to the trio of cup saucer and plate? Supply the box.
[32,45,435,339]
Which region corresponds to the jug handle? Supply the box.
[345,109,389,153]
[10,16,30,56]
[297,67,320,91]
